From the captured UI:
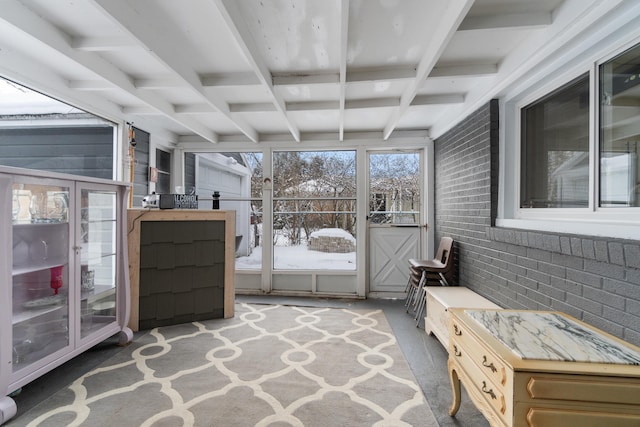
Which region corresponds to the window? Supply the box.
[0,77,116,179]
[599,43,640,207]
[155,148,171,193]
[520,43,640,212]
[521,75,590,208]
[507,41,640,238]
[272,150,356,271]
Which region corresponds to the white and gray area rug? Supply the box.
[10,303,438,426]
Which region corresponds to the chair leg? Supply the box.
[404,275,413,293]
[405,280,418,310]
[439,272,450,286]
[410,271,426,313]
[414,286,426,326]
[405,285,415,310]
[405,275,416,297]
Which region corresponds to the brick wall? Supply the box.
[434,99,640,346]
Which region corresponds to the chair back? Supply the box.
[435,237,454,266]
[435,237,454,284]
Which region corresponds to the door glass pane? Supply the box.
[80,189,117,338]
[369,152,420,224]
[272,151,357,270]
[12,182,70,372]
[600,43,640,207]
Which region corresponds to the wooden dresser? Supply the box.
[448,308,640,427]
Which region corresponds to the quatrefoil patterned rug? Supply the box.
[13,303,438,426]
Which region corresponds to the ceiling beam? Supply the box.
[214,0,301,142]
[458,12,552,31]
[71,36,133,51]
[273,73,338,86]
[272,66,417,86]
[225,94,465,113]
[0,0,217,143]
[430,63,498,78]
[287,101,339,112]
[346,98,399,109]
[121,106,157,115]
[68,80,114,91]
[412,94,465,105]
[230,102,277,113]
[206,64,493,89]
[201,72,261,87]
[347,66,416,83]
[383,0,475,140]
[89,0,258,143]
[175,104,216,114]
[134,77,184,89]
[338,0,349,141]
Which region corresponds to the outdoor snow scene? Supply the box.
[204,150,419,271]
[236,228,357,270]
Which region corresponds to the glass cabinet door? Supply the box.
[79,188,118,338]
[12,181,70,373]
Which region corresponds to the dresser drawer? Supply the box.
[525,407,640,427]
[451,338,508,422]
[524,374,640,406]
[451,320,508,388]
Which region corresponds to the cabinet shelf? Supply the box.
[12,220,68,227]
[12,299,67,325]
[81,252,117,261]
[12,261,68,277]
[81,284,115,302]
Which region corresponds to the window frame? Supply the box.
[499,39,640,240]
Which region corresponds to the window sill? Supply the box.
[497,218,640,241]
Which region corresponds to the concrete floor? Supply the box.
[8,296,488,426]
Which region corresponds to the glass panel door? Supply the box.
[11,180,70,373]
[79,187,117,339]
[368,151,422,293]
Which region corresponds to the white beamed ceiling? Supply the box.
[0,0,628,146]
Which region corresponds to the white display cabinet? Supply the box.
[0,166,132,424]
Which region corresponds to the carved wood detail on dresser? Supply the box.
[448,308,640,427]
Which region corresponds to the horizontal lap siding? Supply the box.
[0,127,113,179]
[434,100,640,346]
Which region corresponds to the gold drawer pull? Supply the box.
[482,356,497,373]
[453,345,461,357]
[481,381,496,400]
[453,324,462,336]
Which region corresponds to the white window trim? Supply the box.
[499,34,640,241]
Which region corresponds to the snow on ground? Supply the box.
[236,228,356,270]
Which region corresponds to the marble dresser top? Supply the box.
[465,310,640,365]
